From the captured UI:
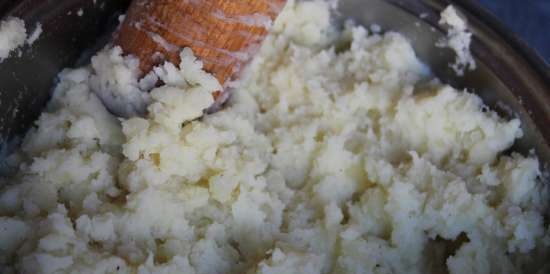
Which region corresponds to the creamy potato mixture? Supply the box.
[1,1,549,274]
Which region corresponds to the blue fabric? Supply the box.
[478,0,550,63]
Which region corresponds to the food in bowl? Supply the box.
[0,1,548,274]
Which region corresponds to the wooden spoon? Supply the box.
[115,0,287,105]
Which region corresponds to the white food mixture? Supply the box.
[0,17,43,62]
[0,17,26,61]
[0,1,549,274]
[437,6,476,76]
[26,23,43,46]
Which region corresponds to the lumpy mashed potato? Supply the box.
[1,1,549,274]
[0,17,26,61]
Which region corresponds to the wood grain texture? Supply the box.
[115,0,287,101]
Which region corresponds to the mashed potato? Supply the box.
[0,17,26,61]
[0,17,42,62]
[437,6,476,76]
[0,1,548,274]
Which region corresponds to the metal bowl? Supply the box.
[0,0,130,149]
[0,0,548,168]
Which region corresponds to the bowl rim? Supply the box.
[454,0,550,87]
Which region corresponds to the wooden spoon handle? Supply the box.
[115,0,286,99]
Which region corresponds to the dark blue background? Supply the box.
[478,0,550,63]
